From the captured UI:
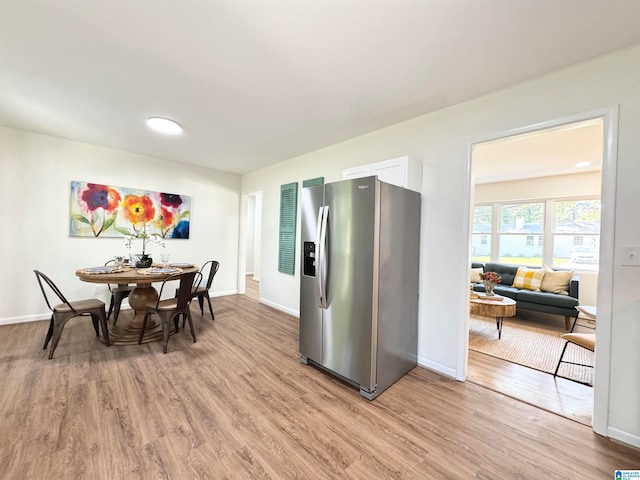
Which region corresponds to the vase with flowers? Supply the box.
[120,194,165,267]
[479,271,502,296]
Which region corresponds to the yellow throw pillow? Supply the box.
[540,265,573,295]
[512,267,545,291]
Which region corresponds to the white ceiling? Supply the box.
[1,1,640,175]
[473,119,604,184]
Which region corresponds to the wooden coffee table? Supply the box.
[469,296,517,339]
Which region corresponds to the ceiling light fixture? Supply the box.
[575,161,591,168]
[146,117,183,135]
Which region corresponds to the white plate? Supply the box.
[168,263,192,268]
[84,266,115,273]
[148,268,179,274]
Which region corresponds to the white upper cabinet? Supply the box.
[342,156,422,193]
[342,164,373,180]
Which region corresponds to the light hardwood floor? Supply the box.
[244,274,259,301]
[467,316,595,426]
[1,295,637,479]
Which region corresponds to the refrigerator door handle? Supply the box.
[319,206,329,309]
[315,206,325,308]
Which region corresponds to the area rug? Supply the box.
[469,315,594,385]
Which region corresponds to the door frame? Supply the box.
[462,105,619,436]
[238,188,263,296]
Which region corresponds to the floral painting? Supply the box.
[70,181,190,239]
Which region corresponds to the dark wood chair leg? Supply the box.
[98,313,110,347]
[48,319,67,359]
[43,316,54,349]
[197,295,205,315]
[162,317,171,354]
[205,294,214,320]
[186,312,196,343]
[113,294,123,325]
[107,297,115,321]
[138,313,150,344]
[90,315,100,337]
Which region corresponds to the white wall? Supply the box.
[0,126,241,323]
[474,171,602,203]
[241,46,640,447]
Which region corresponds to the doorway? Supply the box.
[465,109,617,430]
[239,190,262,301]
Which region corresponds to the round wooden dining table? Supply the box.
[76,264,198,345]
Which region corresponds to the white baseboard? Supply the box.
[212,290,238,297]
[417,356,460,380]
[0,313,50,326]
[258,298,299,318]
[608,426,640,449]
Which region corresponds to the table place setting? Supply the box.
[138,266,181,275]
[77,265,131,275]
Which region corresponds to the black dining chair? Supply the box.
[104,259,135,324]
[139,270,201,353]
[34,270,110,359]
[193,260,219,320]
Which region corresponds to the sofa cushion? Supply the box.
[492,285,519,300]
[473,283,519,300]
[484,263,520,287]
[517,290,579,309]
[512,267,545,291]
[540,265,574,295]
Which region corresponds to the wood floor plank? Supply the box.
[0,294,637,479]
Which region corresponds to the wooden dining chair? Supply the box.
[104,259,135,324]
[139,270,201,353]
[34,270,110,359]
[193,260,219,320]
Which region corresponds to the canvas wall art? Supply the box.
[70,181,191,239]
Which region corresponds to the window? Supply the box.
[498,202,544,265]
[553,200,600,271]
[473,198,600,270]
[471,205,492,262]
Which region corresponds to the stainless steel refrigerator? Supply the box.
[299,176,421,400]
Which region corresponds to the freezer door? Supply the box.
[299,184,324,362]
[323,177,377,389]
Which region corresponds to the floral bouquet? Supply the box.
[479,271,501,284]
[479,271,501,296]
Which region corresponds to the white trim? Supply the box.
[457,136,475,381]
[465,106,618,439]
[592,105,619,436]
[259,298,299,318]
[0,291,239,326]
[0,313,49,326]
[417,357,459,380]
[212,290,238,297]
[607,427,640,449]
